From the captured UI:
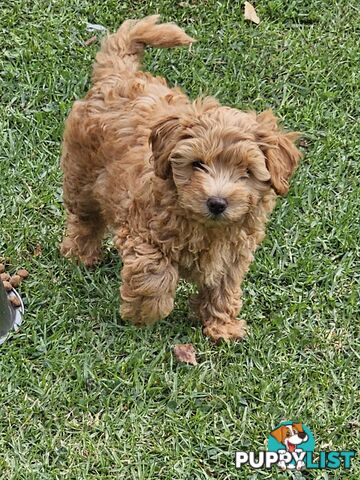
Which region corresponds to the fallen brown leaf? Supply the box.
[34,244,43,257]
[173,343,197,365]
[244,2,260,25]
[84,36,97,47]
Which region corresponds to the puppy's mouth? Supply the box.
[205,210,238,226]
[206,209,248,225]
[207,212,226,222]
[178,198,248,226]
[202,210,249,229]
[287,442,296,453]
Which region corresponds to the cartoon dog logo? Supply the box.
[270,422,309,470]
[270,422,308,452]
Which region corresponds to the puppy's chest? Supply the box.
[178,239,236,286]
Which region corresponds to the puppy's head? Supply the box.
[150,100,301,225]
[270,423,308,452]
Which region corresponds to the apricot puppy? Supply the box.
[61,16,301,341]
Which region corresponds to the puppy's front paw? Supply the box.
[203,319,248,342]
[120,295,174,326]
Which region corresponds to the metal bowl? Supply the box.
[0,281,24,345]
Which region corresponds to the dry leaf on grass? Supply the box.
[244,2,260,25]
[84,36,97,47]
[34,244,43,257]
[173,343,197,365]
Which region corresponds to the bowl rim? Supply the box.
[0,288,24,345]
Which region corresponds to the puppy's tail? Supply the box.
[92,15,195,83]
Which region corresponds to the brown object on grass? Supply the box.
[0,272,10,282]
[3,281,13,292]
[10,275,22,288]
[9,293,21,307]
[17,269,29,279]
[34,244,43,257]
[84,36,97,46]
[0,263,5,273]
[173,343,198,365]
[244,2,260,25]
[60,16,301,342]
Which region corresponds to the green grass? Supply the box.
[1,0,359,478]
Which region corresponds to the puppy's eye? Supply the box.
[192,161,207,172]
[240,169,250,179]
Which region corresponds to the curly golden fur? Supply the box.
[61,16,301,341]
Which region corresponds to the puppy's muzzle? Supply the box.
[207,197,228,215]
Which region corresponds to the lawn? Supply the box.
[0,0,359,478]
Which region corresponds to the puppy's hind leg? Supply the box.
[61,144,107,267]
[61,210,106,267]
[61,177,106,267]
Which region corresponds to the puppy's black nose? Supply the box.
[298,432,307,439]
[207,197,228,215]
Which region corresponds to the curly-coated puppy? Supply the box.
[61,16,301,341]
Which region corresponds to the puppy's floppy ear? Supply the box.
[256,110,302,196]
[150,115,183,179]
[293,422,304,433]
[270,426,288,445]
